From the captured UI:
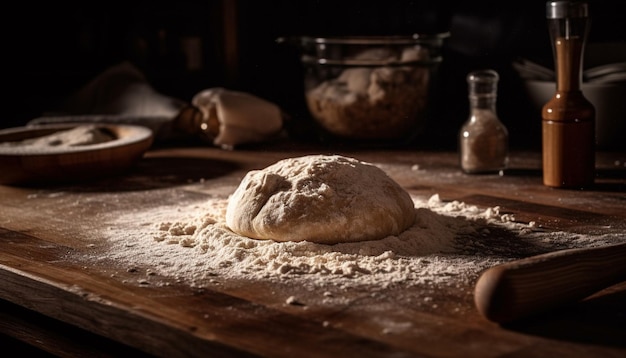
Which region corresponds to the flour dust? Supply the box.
[89,194,624,291]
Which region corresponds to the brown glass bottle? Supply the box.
[542,1,595,189]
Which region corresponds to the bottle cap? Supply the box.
[467,69,499,96]
[546,1,588,19]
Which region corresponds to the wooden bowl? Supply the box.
[0,124,153,185]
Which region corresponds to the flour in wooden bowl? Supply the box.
[0,125,115,148]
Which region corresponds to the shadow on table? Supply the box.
[502,287,626,347]
[20,156,242,192]
[594,168,626,192]
[503,167,625,192]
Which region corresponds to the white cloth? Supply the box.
[192,88,283,150]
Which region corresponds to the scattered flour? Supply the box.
[1,125,115,148]
[92,193,625,291]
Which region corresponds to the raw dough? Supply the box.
[305,46,430,139]
[225,154,415,244]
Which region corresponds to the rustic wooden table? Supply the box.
[1,141,625,357]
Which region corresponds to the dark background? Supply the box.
[3,0,625,150]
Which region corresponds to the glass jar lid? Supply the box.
[546,1,588,19]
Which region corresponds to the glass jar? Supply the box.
[285,34,449,146]
[459,69,509,174]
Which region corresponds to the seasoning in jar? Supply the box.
[459,69,509,174]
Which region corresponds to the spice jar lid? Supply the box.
[467,69,499,96]
[546,1,588,19]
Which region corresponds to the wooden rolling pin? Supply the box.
[474,242,626,324]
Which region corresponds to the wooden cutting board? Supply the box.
[1,146,625,357]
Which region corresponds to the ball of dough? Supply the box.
[225,154,415,244]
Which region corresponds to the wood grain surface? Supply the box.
[1,144,625,357]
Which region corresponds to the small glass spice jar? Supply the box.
[459,69,509,174]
